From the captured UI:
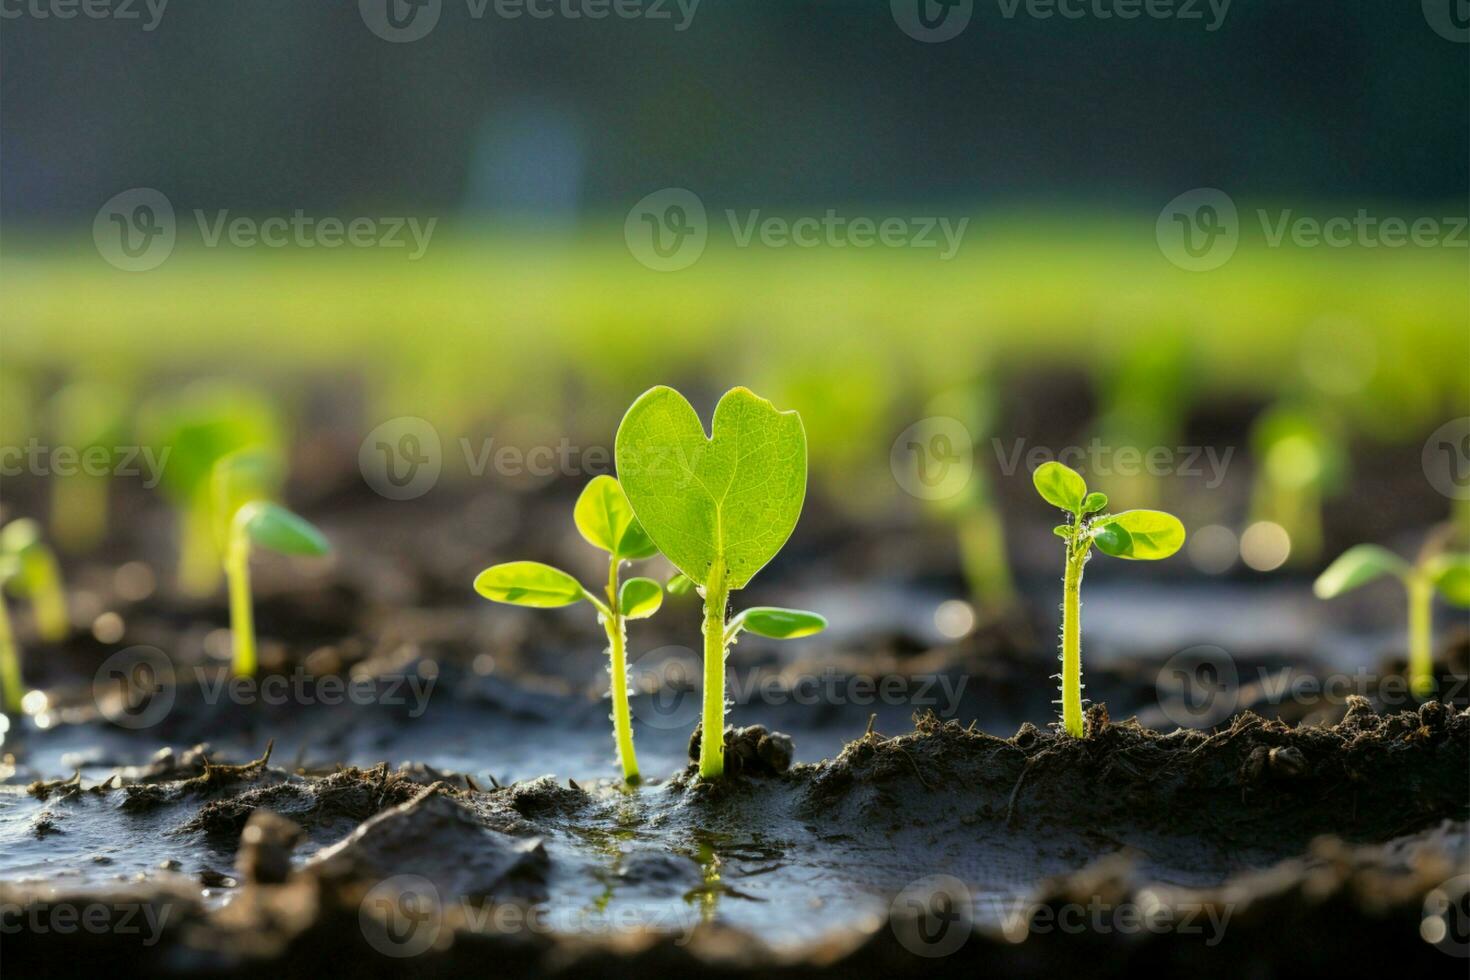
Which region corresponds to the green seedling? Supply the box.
[140,382,282,597]
[615,386,827,779]
[48,380,129,553]
[1314,534,1470,699]
[0,519,68,712]
[474,475,662,786]
[1249,405,1345,567]
[223,498,330,678]
[1034,461,1185,737]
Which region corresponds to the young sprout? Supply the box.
[1,519,68,644]
[616,386,827,780]
[140,383,282,597]
[1314,532,1470,699]
[0,519,68,712]
[223,501,330,679]
[1248,406,1344,567]
[1034,461,1185,737]
[48,380,128,553]
[474,476,661,786]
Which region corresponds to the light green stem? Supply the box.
[29,553,68,644]
[1060,515,1086,738]
[604,558,640,786]
[179,501,222,597]
[53,472,107,554]
[959,500,1016,615]
[1407,574,1435,699]
[226,531,256,677]
[699,563,730,779]
[0,599,23,713]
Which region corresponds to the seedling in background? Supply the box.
[223,499,330,678]
[1248,406,1345,567]
[616,386,827,780]
[48,380,128,553]
[140,382,282,597]
[1314,533,1470,699]
[474,476,662,786]
[1034,461,1185,737]
[0,519,69,712]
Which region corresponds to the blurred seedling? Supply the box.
[474,475,662,786]
[1248,405,1345,567]
[140,382,283,596]
[616,386,827,780]
[0,519,68,712]
[1314,529,1470,699]
[47,380,128,553]
[1034,461,1186,737]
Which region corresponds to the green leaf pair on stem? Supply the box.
[474,475,662,786]
[0,519,69,714]
[1314,533,1470,698]
[1035,460,1186,737]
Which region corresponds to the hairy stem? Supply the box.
[1060,516,1086,738]
[226,531,256,678]
[1407,574,1435,699]
[605,558,640,785]
[699,562,730,779]
[0,598,23,713]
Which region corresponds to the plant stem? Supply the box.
[1407,574,1435,699]
[179,500,221,598]
[0,598,23,713]
[699,562,729,779]
[226,531,256,677]
[53,472,107,554]
[959,500,1016,616]
[1060,515,1086,738]
[29,551,68,644]
[604,558,640,786]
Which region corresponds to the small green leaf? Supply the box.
[615,386,807,591]
[1427,553,1470,607]
[666,572,696,596]
[1082,491,1109,514]
[1313,545,1409,599]
[474,561,586,608]
[1032,461,1087,514]
[1052,525,1074,539]
[731,607,827,639]
[573,475,657,560]
[619,577,663,619]
[1093,510,1185,560]
[213,447,285,546]
[0,518,44,561]
[237,502,330,558]
[0,518,58,596]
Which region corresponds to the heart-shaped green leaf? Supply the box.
[1033,461,1087,514]
[615,386,807,591]
[1313,544,1408,598]
[573,475,657,560]
[1427,553,1470,607]
[1082,491,1109,514]
[730,607,827,639]
[236,502,331,558]
[1052,525,1075,539]
[474,561,586,608]
[1092,510,1185,560]
[619,577,663,619]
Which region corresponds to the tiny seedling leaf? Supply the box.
[1082,491,1109,514]
[619,577,663,619]
[615,386,807,591]
[666,572,696,596]
[1032,461,1087,514]
[731,607,828,639]
[474,561,586,608]
[1312,544,1409,599]
[1052,525,1074,539]
[573,475,657,560]
[238,502,331,558]
[1092,510,1185,560]
[1427,553,1470,607]
[0,518,52,596]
